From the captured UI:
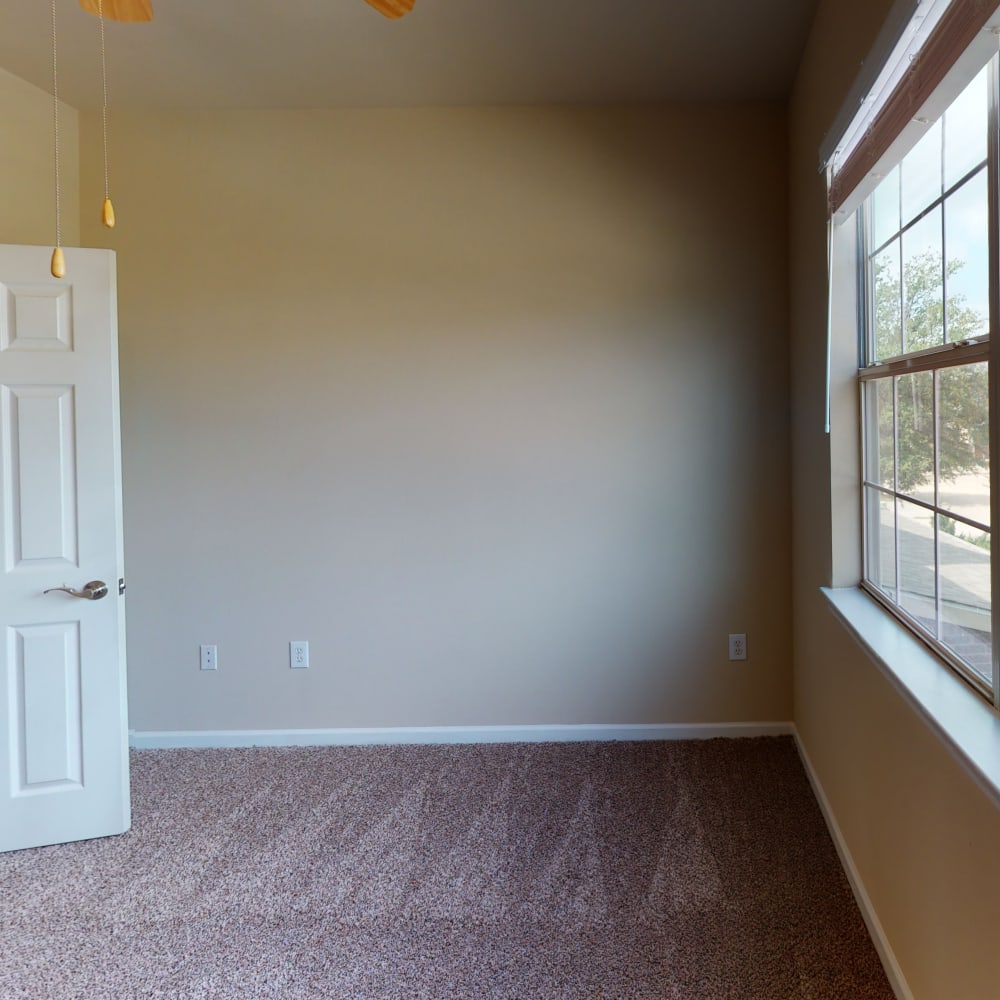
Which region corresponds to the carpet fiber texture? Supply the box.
[1,737,894,999]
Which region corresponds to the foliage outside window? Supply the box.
[860,61,995,698]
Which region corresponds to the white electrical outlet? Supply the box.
[728,634,747,661]
[200,644,218,671]
[290,640,309,669]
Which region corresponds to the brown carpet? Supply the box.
[0,737,893,999]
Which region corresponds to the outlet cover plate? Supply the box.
[728,634,747,661]
[290,640,309,669]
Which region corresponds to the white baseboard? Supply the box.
[792,729,912,1000]
[129,721,794,750]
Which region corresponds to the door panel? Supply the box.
[0,283,73,352]
[4,384,78,567]
[0,245,129,853]
[12,621,83,789]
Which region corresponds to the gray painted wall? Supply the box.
[76,105,792,732]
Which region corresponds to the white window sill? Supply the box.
[822,587,1000,808]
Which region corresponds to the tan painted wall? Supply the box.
[0,67,79,248]
[79,105,791,732]
[790,2,1000,997]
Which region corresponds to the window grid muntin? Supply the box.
[863,481,991,535]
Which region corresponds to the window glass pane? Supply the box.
[944,64,989,191]
[872,240,902,360]
[901,119,942,225]
[902,207,943,352]
[938,362,990,524]
[870,165,900,251]
[864,378,895,488]
[896,371,934,504]
[866,486,896,601]
[938,514,992,684]
[898,498,935,623]
[944,169,990,341]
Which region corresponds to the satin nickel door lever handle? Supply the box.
[43,580,109,601]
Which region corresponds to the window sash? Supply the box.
[861,362,993,695]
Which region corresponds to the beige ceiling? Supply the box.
[0,0,819,110]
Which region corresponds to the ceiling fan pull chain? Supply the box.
[98,0,115,228]
[50,0,65,278]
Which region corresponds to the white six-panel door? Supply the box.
[0,245,129,853]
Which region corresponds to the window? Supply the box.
[858,62,995,699]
